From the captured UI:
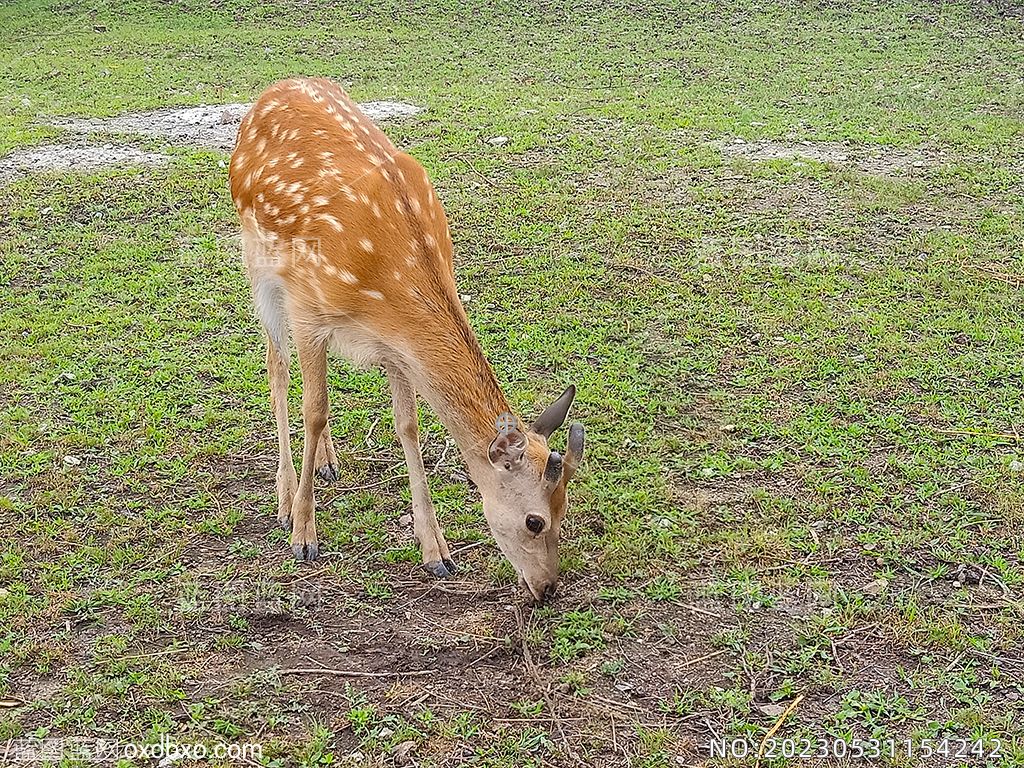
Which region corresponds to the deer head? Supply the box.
[480,385,585,601]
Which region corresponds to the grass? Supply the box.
[1,0,1023,765]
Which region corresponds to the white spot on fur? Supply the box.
[362,289,384,300]
[320,214,344,232]
[359,238,374,253]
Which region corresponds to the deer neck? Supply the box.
[399,300,514,484]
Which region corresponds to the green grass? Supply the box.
[1,0,1023,766]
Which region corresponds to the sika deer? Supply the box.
[228,78,584,600]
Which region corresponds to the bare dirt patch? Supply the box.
[1,100,424,183]
[717,138,943,175]
[0,142,169,184]
[50,100,424,151]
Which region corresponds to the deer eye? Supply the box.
[525,515,545,534]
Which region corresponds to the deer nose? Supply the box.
[532,579,558,602]
[521,575,557,602]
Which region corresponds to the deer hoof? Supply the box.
[424,559,456,579]
[292,541,319,561]
[316,463,339,483]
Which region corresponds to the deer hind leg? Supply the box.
[265,337,298,529]
[248,262,301,530]
[386,364,456,579]
[289,333,330,561]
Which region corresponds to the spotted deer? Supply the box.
[228,78,585,600]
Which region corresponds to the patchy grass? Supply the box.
[1,0,1023,766]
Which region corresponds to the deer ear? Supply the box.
[531,385,576,438]
[488,429,528,471]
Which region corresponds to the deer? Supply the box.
[228,77,585,601]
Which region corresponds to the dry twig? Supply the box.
[754,694,805,768]
[279,667,434,678]
[513,603,581,763]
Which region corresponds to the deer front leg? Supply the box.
[386,364,456,579]
[266,338,298,529]
[315,419,339,482]
[290,335,330,561]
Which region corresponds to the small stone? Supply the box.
[63,455,82,466]
[1010,459,1022,473]
[460,293,472,303]
[487,135,509,146]
[952,580,962,588]
[862,577,888,596]
[757,702,788,717]
[0,588,9,599]
[398,514,413,527]
[720,423,737,433]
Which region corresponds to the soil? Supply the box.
[50,100,424,151]
[716,138,943,175]
[0,100,423,183]
[0,142,169,184]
